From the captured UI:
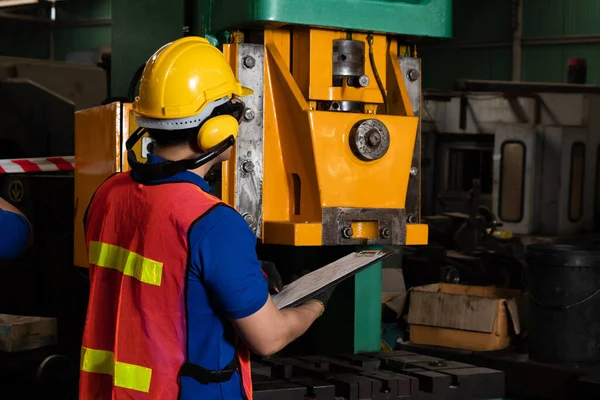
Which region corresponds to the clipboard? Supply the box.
[272,249,393,309]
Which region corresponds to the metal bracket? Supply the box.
[322,207,407,246]
[236,44,265,238]
[399,57,421,223]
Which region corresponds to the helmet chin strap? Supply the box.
[126,127,235,181]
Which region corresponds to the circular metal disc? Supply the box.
[349,119,390,161]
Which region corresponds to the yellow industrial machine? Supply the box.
[221,29,428,247]
[74,32,426,262]
[73,0,452,353]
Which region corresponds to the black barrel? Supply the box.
[526,244,600,364]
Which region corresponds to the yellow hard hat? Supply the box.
[132,36,253,121]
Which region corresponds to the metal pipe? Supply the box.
[48,0,55,59]
[183,0,201,36]
[53,19,112,29]
[523,35,600,45]
[184,0,210,37]
[419,34,600,50]
[456,79,600,94]
[418,41,512,50]
[0,10,50,23]
[0,0,37,7]
[511,0,523,81]
[48,27,54,60]
[0,2,46,12]
[0,11,110,28]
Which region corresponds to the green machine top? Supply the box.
[199,0,452,39]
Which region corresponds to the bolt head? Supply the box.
[407,69,420,82]
[407,214,417,224]
[243,56,256,69]
[243,108,255,121]
[358,75,370,87]
[241,160,255,173]
[366,130,382,147]
[410,166,419,176]
[380,227,391,239]
[342,227,354,239]
[242,213,255,226]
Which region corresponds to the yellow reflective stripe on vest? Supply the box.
[88,241,163,286]
[81,347,152,393]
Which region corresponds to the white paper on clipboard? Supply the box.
[272,250,392,309]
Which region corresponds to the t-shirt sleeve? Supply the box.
[0,209,30,259]
[191,205,268,320]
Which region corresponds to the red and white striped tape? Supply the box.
[0,156,74,174]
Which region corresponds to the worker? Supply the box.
[0,196,31,259]
[79,36,334,400]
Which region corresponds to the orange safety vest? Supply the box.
[79,172,253,399]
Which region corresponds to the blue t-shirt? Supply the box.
[142,155,268,399]
[0,209,30,259]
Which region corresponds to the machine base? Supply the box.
[263,222,429,246]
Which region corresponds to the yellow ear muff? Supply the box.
[197,114,239,151]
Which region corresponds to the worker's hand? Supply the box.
[306,285,337,316]
[261,261,283,295]
[311,285,336,306]
[290,270,337,316]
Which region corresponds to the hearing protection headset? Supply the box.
[126,96,246,181]
[127,36,253,180]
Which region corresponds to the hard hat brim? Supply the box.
[240,86,254,97]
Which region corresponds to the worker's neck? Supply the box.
[153,145,214,178]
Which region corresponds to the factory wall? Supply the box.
[420,0,514,90]
[3,1,599,91]
[522,0,600,83]
[0,0,186,98]
[53,0,111,62]
[421,0,600,90]
[0,0,110,63]
[110,0,184,98]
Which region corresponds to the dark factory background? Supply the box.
[0,0,600,399]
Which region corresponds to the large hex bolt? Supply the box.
[243,108,255,122]
[407,69,420,82]
[346,74,370,88]
[410,166,419,176]
[242,213,255,226]
[243,56,256,69]
[341,226,354,239]
[349,119,390,161]
[241,160,255,173]
[366,130,382,147]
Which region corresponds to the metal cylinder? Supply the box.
[349,119,390,161]
[332,39,365,77]
[329,101,363,112]
[316,101,364,113]
[347,74,370,88]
